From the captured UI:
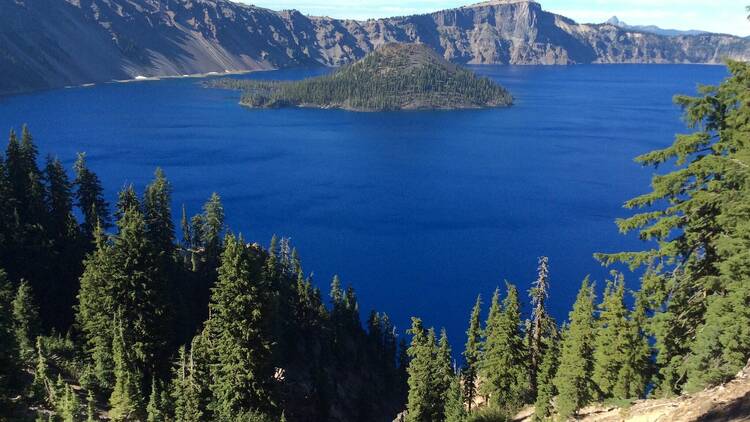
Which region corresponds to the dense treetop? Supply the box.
[209,43,513,112]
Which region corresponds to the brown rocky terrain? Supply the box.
[511,361,750,422]
[2,0,750,95]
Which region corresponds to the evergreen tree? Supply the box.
[201,193,225,273]
[12,279,41,362]
[554,278,596,420]
[147,377,164,422]
[77,224,116,389]
[461,295,482,411]
[613,293,651,400]
[144,168,175,255]
[444,374,467,422]
[405,318,434,422]
[479,283,527,412]
[533,331,560,422]
[528,257,555,400]
[43,155,81,329]
[434,329,453,421]
[592,274,629,400]
[111,191,168,381]
[207,233,275,420]
[74,153,110,239]
[598,61,750,393]
[109,321,142,422]
[32,337,51,403]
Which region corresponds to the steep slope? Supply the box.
[511,360,750,422]
[2,0,750,95]
[211,43,513,111]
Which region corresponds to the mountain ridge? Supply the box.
[1,0,749,96]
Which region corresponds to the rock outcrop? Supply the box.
[2,0,750,95]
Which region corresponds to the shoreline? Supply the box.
[0,61,728,99]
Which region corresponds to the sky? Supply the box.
[241,0,750,37]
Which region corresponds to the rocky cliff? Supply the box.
[2,0,749,95]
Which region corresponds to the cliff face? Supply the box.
[2,0,749,95]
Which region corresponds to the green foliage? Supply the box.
[465,407,508,422]
[207,233,275,419]
[109,320,143,421]
[405,318,449,422]
[479,283,527,413]
[444,374,467,422]
[532,332,560,422]
[597,61,750,394]
[528,257,556,402]
[211,44,512,111]
[12,279,41,362]
[74,152,110,237]
[462,295,482,411]
[554,278,596,420]
[592,274,630,400]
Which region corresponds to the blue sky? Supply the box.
[242,0,750,37]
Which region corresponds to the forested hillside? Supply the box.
[0,129,405,421]
[209,44,513,111]
[0,63,748,422]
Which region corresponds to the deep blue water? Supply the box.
[0,64,727,347]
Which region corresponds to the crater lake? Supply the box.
[0,64,727,346]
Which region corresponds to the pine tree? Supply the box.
[147,377,164,422]
[43,155,81,330]
[444,374,467,422]
[533,332,559,422]
[433,329,453,421]
[111,191,168,381]
[32,337,51,403]
[405,317,435,422]
[461,295,482,411]
[109,321,142,422]
[528,257,555,400]
[201,193,224,273]
[554,278,597,420]
[172,345,204,422]
[144,168,175,255]
[479,283,527,412]
[77,224,116,389]
[613,293,651,400]
[592,274,629,400]
[12,279,41,362]
[207,233,275,420]
[74,152,110,239]
[59,383,80,422]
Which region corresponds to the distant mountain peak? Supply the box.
[603,15,708,37]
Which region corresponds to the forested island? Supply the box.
[209,44,513,112]
[0,63,749,421]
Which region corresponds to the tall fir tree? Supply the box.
[592,274,630,400]
[74,152,110,239]
[207,233,275,420]
[479,283,527,413]
[405,318,435,422]
[109,321,143,422]
[461,295,482,412]
[613,293,651,400]
[444,374,467,422]
[77,223,116,389]
[532,332,560,422]
[528,257,555,400]
[554,278,597,420]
